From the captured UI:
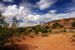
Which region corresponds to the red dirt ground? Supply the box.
[12,33,75,50]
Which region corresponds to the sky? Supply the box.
[0,0,75,27]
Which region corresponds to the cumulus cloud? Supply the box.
[0,3,6,11]
[27,15,40,21]
[1,4,42,27]
[2,4,30,17]
[2,5,19,17]
[37,0,57,10]
[2,5,75,27]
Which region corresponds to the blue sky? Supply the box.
[0,0,75,27]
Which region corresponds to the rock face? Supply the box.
[44,18,75,29]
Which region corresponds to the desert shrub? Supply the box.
[35,26,48,33]
[62,29,66,32]
[32,25,52,34]
[43,24,50,29]
[52,22,63,29]
[34,25,41,33]
[15,28,26,35]
[0,27,13,46]
[35,27,42,33]
[41,33,49,37]
[41,29,48,33]
[47,29,52,32]
[72,22,75,28]
[25,27,32,33]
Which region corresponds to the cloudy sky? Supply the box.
[0,0,75,27]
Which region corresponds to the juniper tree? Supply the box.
[12,17,18,28]
[0,12,8,27]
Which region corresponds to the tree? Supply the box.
[12,17,18,28]
[0,12,10,46]
[0,12,8,27]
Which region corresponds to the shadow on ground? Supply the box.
[0,44,29,50]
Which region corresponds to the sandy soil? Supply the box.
[13,33,75,50]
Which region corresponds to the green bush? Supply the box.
[52,22,63,29]
[0,27,13,46]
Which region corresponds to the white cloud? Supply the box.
[1,1,75,27]
[37,0,57,10]
[2,4,30,24]
[72,0,75,3]
[2,5,18,17]
[40,10,75,22]
[3,0,13,2]
[2,4,42,27]
[49,10,57,13]
[27,15,40,21]
[2,6,75,27]
[2,4,30,17]
[0,3,6,11]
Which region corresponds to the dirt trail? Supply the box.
[15,33,75,50]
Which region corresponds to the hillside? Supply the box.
[44,18,75,29]
[18,18,75,34]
